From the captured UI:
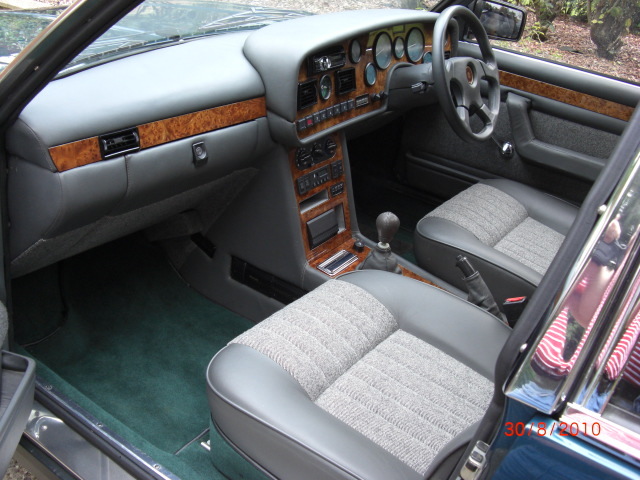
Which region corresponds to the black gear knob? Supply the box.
[376,212,400,247]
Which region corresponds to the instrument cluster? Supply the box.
[295,22,442,139]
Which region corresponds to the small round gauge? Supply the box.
[373,32,392,69]
[319,75,332,100]
[364,63,377,86]
[406,27,425,63]
[423,51,433,64]
[349,39,362,64]
[393,36,405,59]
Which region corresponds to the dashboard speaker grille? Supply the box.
[297,80,318,111]
[335,68,356,95]
[99,128,140,159]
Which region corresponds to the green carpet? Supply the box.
[14,235,256,479]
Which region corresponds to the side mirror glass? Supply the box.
[470,0,527,42]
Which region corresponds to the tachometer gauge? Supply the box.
[393,37,405,59]
[423,51,432,64]
[319,75,332,100]
[349,39,362,63]
[406,28,424,63]
[373,32,392,69]
[364,63,377,86]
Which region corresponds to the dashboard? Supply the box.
[5,8,448,280]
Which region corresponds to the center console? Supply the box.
[290,134,439,287]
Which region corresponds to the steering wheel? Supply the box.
[432,6,500,142]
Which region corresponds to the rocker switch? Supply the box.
[192,142,208,167]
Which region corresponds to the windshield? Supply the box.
[0,0,441,75]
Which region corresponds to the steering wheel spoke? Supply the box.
[477,103,496,125]
[432,6,501,142]
[479,60,499,84]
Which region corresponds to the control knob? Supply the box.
[314,56,332,72]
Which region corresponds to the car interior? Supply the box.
[1,0,640,479]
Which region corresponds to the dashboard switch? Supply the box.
[330,182,345,197]
[331,160,343,178]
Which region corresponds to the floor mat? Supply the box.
[15,235,255,478]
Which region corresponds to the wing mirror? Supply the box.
[467,0,527,42]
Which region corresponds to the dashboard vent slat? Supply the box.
[335,68,356,95]
[297,80,318,111]
[99,128,140,159]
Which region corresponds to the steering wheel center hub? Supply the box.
[466,65,474,84]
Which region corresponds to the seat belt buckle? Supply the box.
[503,296,528,322]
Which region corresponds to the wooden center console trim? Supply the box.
[309,237,441,288]
[291,137,441,288]
[289,137,353,262]
[499,71,634,122]
[48,97,267,172]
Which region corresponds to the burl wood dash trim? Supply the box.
[49,137,102,172]
[48,97,267,172]
[500,71,634,122]
[138,97,266,149]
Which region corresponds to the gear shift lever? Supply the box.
[358,212,402,274]
[376,211,400,250]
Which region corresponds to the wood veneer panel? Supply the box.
[289,137,353,262]
[500,71,634,122]
[138,97,266,149]
[47,97,266,172]
[49,137,101,172]
[309,237,441,288]
[310,239,370,275]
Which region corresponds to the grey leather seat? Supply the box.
[414,179,578,305]
[207,270,511,479]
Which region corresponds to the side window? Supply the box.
[493,0,639,84]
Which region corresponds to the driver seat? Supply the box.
[414,178,578,305]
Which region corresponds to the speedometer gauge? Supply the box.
[319,75,332,100]
[406,28,424,63]
[373,32,392,69]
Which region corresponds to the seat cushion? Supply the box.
[414,179,578,305]
[207,271,510,480]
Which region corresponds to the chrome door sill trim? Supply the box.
[33,377,179,480]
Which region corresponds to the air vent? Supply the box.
[335,68,356,95]
[99,128,140,159]
[444,51,451,59]
[297,79,318,111]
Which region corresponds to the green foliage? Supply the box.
[562,0,589,18]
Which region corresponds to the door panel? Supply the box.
[0,301,36,477]
[398,42,639,206]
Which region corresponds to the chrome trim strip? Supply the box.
[317,249,358,275]
[562,403,640,461]
[26,402,132,480]
[34,378,178,480]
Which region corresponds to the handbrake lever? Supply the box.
[456,255,508,325]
